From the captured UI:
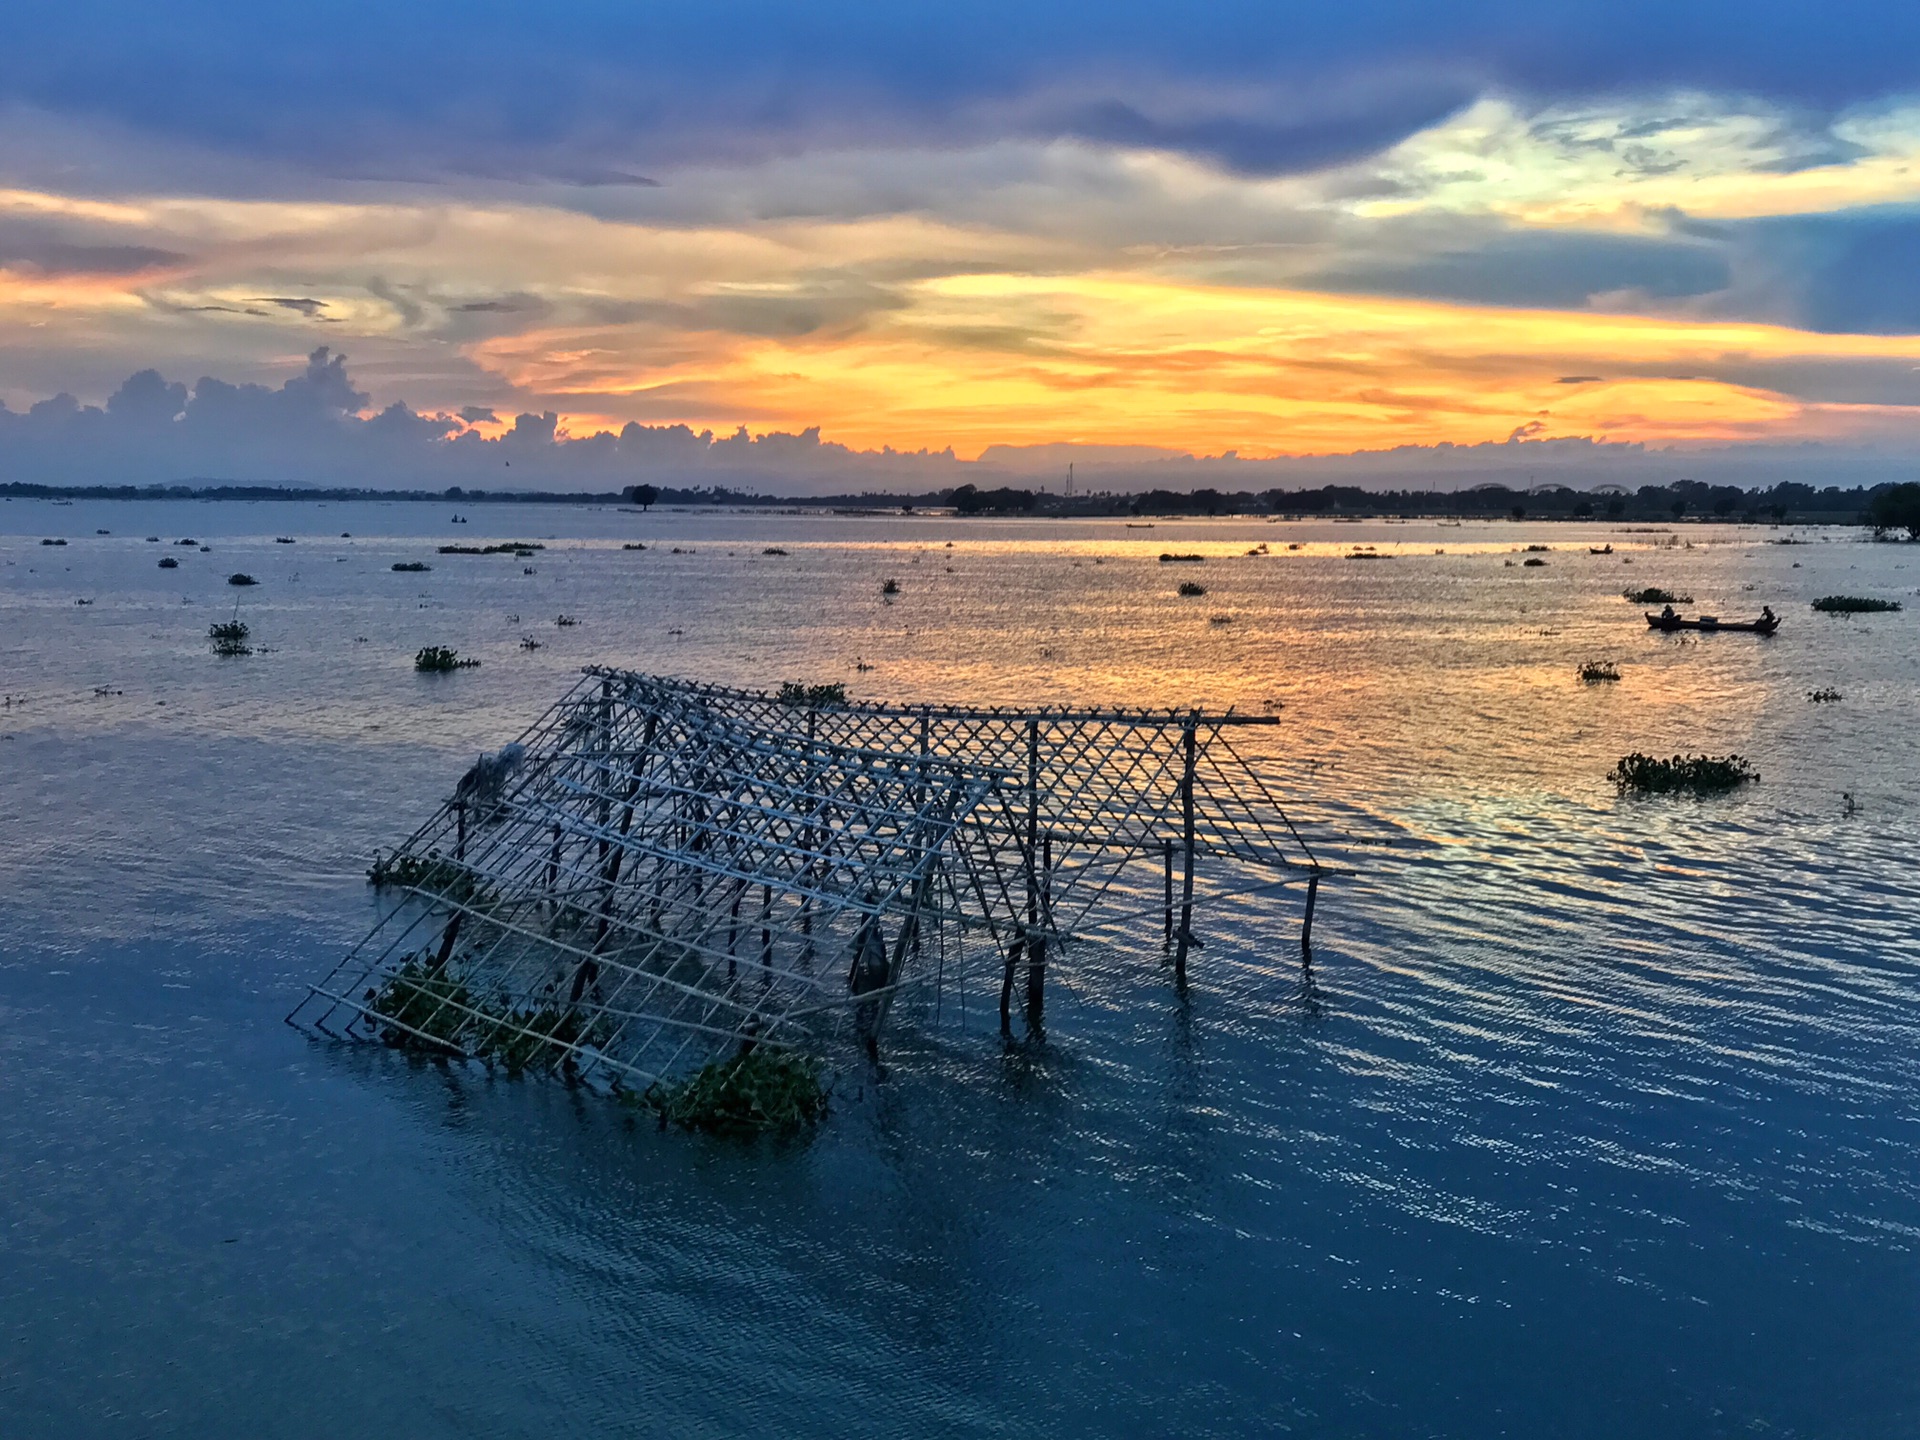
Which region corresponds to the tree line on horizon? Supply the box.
[5,476,1915,533]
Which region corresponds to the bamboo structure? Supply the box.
[289,670,1324,1090]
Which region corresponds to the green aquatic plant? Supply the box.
[1811,595,1900,614]
[1577,660,1620,683]
[414,646,479,672]
[1609,753,1758,795]
[1159,553,1204,563]
[392,561,432,572]
[438,542,543,555]
[208,619,252,657]
[1623,586,1691,605]
[1177,580,1207,596]
[776,681,847,707]
[158,556,179,569]
[473,1005,594,1071]
[1808,687,1843,703]
[1522,557,1548,567]
[366,958,474,1051]
[645,1048,829,1135]
[762,547,789,556]
[227,572,258,586]
[366,851,472,892]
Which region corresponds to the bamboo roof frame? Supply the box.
[290,670,1327,1089]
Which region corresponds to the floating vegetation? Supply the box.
[366,958,473,1051]
[1577,660,1620,683]
[439,542,543,555]
[1523,544,1551,552]
[1609,753,1759,795]
[762,547,789,556]
[274,537,296,544]
[174,538,197,546]
[1177,580,1208,596]
[1624,587,1691,605]
[1522,557,1548,567]
[644,1049,829,1135]
[474,1005,594,1072]
[227,572,258,586]
[40,537,67,546]
[367,851,472,892]
[621,543,648,551]
[881,577,900,595]
[392,561,432,573]
[1209,613,1235,625]
[1808,687,1843,703]
[776,681,847,706]
[520,636,543,650]
[554,614,578,627]
[158,556,179,569]
[1159,554,1205,566]
[208,619,252,657]
[1811,595,1901,614]
[1346,550,1387,561]
[415,646,479,672]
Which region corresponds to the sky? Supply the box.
[1,2,1919,486]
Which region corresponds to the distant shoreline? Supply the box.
[0,479,1879,526]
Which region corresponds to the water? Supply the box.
[4,498,1918,1437]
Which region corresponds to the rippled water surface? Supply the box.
[4,498,1918,1438]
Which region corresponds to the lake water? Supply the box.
[3,497,1918,1438]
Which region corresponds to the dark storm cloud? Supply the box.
[1725,208,1920,335]
[0,217,184,276]
[2,0,1914,185]
[1304,220,1731,311]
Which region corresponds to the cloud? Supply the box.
[253,295,329,316]
[3,1,1917,190]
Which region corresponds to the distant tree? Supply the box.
[1605,496,1626,518]
[1868,482,1920,539]
[1510,504,1525,520]
[1572,499,1593,518]
[626,483,659,511]
[445,486,464,499]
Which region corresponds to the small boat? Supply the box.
[1589,544,1613,554]
[1646,611,1779,634]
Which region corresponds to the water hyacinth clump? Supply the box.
[1624,587,1692,605]
[644,1049,829,1135]
[1578,660,1620,683]
[1808,688,1843,703]
[1609,753,1759,795]
[776,681,847,707]
[392,561,432,573]
[1811,595,1901,614]
[158,556,179,569]
[227,572,258,586]
[366,958,474,1051]
[1178,580,1207,596]
[208,620,251,657]
[415,646,479,672]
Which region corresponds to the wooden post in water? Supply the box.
[1174,717,1197,983]
[1025,719,1045,1028]
[1163,837,1174,944]
[1301,870,1320,958]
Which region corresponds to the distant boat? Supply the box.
[1646,611,1779,634]
[1589,544,1613,554]
[1158,553,1205,563]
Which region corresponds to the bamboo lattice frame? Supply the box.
[290,670,1321,1088]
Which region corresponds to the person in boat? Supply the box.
[1660,604,1677,623]
[1760,605,1776,626]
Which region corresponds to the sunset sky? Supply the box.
[3,1,1919,466]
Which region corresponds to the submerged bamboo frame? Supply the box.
[290,670,1325,1088]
